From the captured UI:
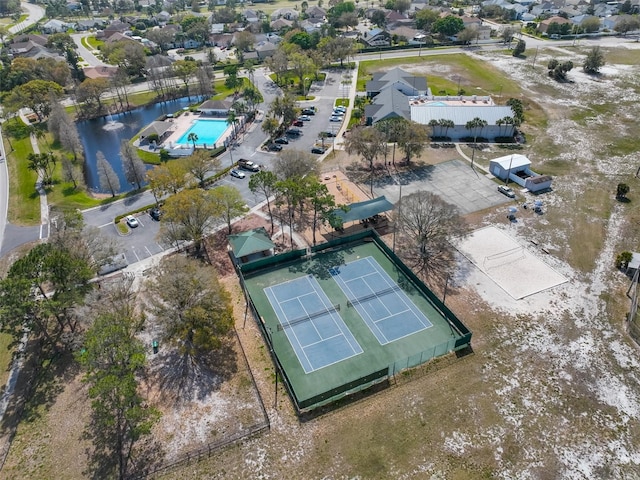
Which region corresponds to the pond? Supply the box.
[77,97,198,193]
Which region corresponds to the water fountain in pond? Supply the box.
[103,113,124,131]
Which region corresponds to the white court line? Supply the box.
[303,332,344,348]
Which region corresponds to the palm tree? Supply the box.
[465,117,488,144]
[187,132,198,149]
[440,119,454,140]
[226,110,238,141]
[428,119,440,139]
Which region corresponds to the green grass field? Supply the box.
[6,134,40,226]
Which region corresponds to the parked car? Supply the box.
[274,137,289,144]
[230,169,246,179]
[320,131,336,138]
[311,146,326,154]
[334,106,347,113]
[292,120,304,127]
[125,215,139,228]
[238,159,260,171]
[267,143,283,151]
[498,185,516,198]
[286,128,302,136]
[301,108,316,115]
[298,115,311,122]
[330,116,343,122]
[149,208,163,221]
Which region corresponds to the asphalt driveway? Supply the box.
[372,159,514,215]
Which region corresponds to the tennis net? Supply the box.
[278,304,340,330]
[347,285,401,308]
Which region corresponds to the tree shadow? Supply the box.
[288,250,347,280]
[147,335,238,405]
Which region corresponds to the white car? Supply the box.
[125,215,139,228]
[230,169,246,179]
[330,116,343,122]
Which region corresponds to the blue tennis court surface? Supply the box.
[264,275,363,374]
[329,257,433,345]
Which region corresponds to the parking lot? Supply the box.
[373,159,514,215]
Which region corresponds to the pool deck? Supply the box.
[161,112,239,150]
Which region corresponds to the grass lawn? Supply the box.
[6,135,40,226]
[84,35,103,50]
[211,77,251,100]
[137,148,162,165]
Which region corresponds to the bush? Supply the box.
[616,251,633,269]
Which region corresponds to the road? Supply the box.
[9,2,45,35]
[71,32,107,67]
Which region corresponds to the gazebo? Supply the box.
[331,196,394,228]
[228,227,276,264]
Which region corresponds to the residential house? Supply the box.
[42,19,72,33]
[211,23,225,34]
[537,16,571,33]
[305,5,326,18]
[270,18,293,31]
[255,40,277,59]
[83,65,119,79]
[300,19,324,33]
[99,20,131,39]
[270,7,299,21]
[361,27,391,47]
[75,19,106,31]
[602,15,620,30]
[156,10,171,23]
[530,1,560,16]
[210,32,234,47]
[243,9,260,23]
[389,26,419,41]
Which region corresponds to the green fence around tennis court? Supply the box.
[236,230,473,414]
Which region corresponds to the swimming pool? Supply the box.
[176,119,229,147]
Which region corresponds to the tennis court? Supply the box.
[264,275,363,374]
[330,257,433,345]
[240,231,472,413]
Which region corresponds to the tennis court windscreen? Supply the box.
[347,285,401,308]
[277,304,341,330]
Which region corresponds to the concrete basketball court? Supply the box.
[456,226,568,300]
[373,159,512,214]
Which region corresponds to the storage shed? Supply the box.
[489,154,552,193]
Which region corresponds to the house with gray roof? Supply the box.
[255,40,278,59]
[365,67,428,98]
[138,121,174,145]
[365,88,412,124]
[270,7,299,21]
[361,27,391,47]
[199,99,233,116]
[42,19,72,33]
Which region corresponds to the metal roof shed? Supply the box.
[331,196,394,225]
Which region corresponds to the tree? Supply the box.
[501,26,517,44]
[318,36,356,67]
[262,116,280,139]
[465,117,488,143]
[274,177,306,249]
[249,170,278,233]
[5,80,63,121]
[187,132,199,149]
[209,185,248,234]
[61,157,84,190]
[120,140,146,190]
[97,152,121,197]
[394,191,468,288]
[583,46,605,74]
[307,179,337,245]
[234,30,255,61]
[268,93,297,126]
[27,151,57,186]
[415,8,439,31]
[370,9,387,28]
[101,40,147,78]
[172,59,198,99]
[506,98,524,125]
[345,126,387,195]
[78,284,160,480]
[581,16,601,33]
[614,15,640,36]
[289,52,315,94]
[396,120,430,164]
[616,251,633,269]
[512,39,526,57]
[0,242,93,353]
[616,183,630,199]
[457,25,480,45]
[145,256,233,375]
[393,0,410,13]
[76,78,111,117]
[146,161,188,198]
[432,15,464,37]
[186,150,220,188]
[548,59,573,81]
[273,149,319,180]
[160,189,222,252]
